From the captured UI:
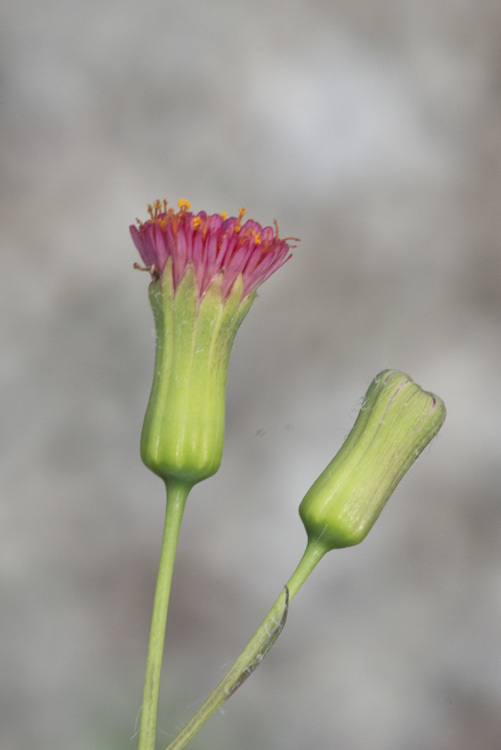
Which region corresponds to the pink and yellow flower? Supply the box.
[130,199,294,300]
[132,199,296,488]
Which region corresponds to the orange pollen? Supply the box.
[220,211,227,220]
[147,199,168,220]
[154,217,169,231]
[234,206,246,233]
[178,198,191,212]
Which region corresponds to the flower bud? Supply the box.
[299,370,446,549]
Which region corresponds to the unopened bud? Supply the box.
[299,370,446,549]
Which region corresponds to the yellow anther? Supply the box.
[178,198,191,211]
[220,211,227,220]
[192,216,202,228]
[147,200,166,220]
[155,217,168,230]
[234,206,246,232]
[146,199,168,221]
[252,231,262,245]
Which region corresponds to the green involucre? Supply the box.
[299,370,446,549]
[141,259,255,485]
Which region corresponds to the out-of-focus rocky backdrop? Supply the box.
[2,0,501,748]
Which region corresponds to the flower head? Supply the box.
[130,199,294,301]
[132,199,296,488]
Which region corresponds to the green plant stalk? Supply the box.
[164,536,328,750]
[138,479,191,750]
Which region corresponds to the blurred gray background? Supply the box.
[2,0,501,748]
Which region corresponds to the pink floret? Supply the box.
[130,201,295,300]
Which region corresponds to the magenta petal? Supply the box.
[151,225,169,273]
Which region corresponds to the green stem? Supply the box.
[164,536,327,750]
[138,479,191,750]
